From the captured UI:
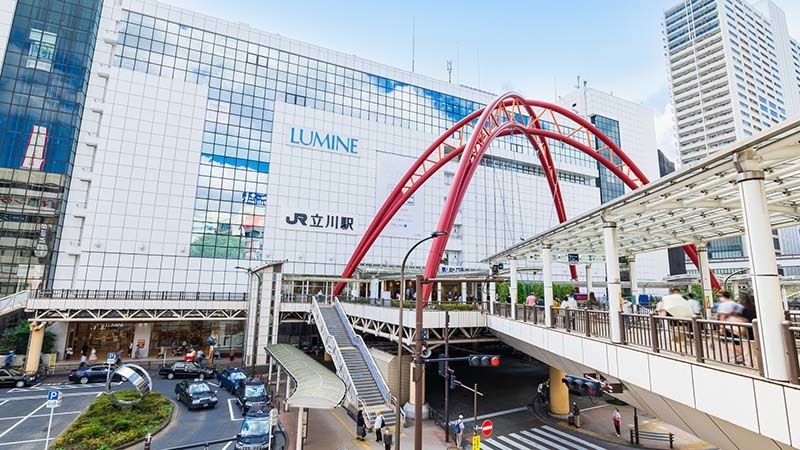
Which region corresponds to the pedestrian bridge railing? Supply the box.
[35,289,247,301]
[491,305,800,384]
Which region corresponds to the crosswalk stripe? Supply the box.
[540,425,608,450]
[520,430,572,450]
[480,441,499,450]
[497,436,546,450]
[506,432,550,450]
[531,428,592,450]
[484,436,519,450]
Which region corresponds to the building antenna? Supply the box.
[447,60,453,83]
[411,17,416,73]
[476,48,481,89]
[553,76,558,101]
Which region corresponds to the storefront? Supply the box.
[67,320,244,359]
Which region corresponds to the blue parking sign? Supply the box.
[47,390,60,401]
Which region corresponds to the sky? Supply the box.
[161,0,800,158]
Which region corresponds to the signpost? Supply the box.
[481,419,493,437]
[45,390,62,449]
[106,352,115,388]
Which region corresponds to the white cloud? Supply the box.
[653,99,677,162]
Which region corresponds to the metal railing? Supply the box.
[0,290,31,316]
[35,289,247,301]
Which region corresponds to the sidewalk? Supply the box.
[280,407,454,450]
[557,396,715,450]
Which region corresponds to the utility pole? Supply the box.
[413,274,424,450]
[443,310,450,444]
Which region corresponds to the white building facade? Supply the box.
[663,0,800,274]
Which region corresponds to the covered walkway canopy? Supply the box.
[265,343,345,409]
[487,118,800,260]
[484,117,800,384]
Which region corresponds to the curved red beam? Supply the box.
[333,94,720,297]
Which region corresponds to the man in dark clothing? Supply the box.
[383,428,393,450]
[356,410,366,441]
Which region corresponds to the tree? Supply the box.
[496,281,577,303]
[0,320,55,354]
[189,234,245,259]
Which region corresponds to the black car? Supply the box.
[68,364,122,384]
[0,368,36,388]
[235,378,270,416]
[174,380,218,409]
[235,406,288,450]
[158,361,215,380]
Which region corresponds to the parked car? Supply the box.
[158,361,215,380]
[218,368,247,393]
[234,378,270,416]
[174,380,218,410]
[0,368,37,388]
[235,405,287,450]
[68,364,122,384]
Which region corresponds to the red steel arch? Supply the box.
[333,93,720,298]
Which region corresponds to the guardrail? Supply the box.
[34,289,247,301]
[490,305,800,383]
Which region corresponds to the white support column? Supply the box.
[543,246,553,327]
[585,264,592,296]
[603,222,622,343]
[781,286,788,311]
[275,366,282,392]
[295,407,305,450]
[284,375,291,412]
[509,257,518,320]
[735,150,790,381]
[698,244,713,316]
[483,280,491,313]
[489,281,497,314]
[437,282,443,304]
[628,257,638,305]
[460,281,468,303]
[370,278,379,300]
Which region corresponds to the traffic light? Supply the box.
[437,354,445,377]
[562,375,602,397]
[449,371,457,390]
[468,354,501,367]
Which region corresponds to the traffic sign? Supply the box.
[471,434,480,450]
[46,390,62,408]
[481,419,493,437]
[106,352,116,364]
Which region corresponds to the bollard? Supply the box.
[144,433,151,450]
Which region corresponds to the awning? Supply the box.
[486,118,800,261]
[264,343,345,409]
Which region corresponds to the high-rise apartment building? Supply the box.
[663,0,800,275]
[664,0,800,166]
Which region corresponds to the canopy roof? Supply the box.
[264,344,345,409]
[487,118,800,261]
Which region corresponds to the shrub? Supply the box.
[50,391,173,450]
[0,320,55,354]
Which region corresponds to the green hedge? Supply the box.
[496,281,576,304]
[51,391,173,450]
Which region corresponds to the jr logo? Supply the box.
[289,128,359,154]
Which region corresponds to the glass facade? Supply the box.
[590,115,625,203]
[0,0,102,294]
[112,10,596,262]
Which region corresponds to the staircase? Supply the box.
[0,290,31,317]
[312,298,400,428]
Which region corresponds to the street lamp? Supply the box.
[396,230,447,450]
[236,266,262,372]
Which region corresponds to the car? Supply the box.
[68,364,122,384]
[0,368,37,388]
[235,406,288,450]
[234,378,270,416]
[218,368,247,393]
[158,361,215,380]
[174,380,218,410]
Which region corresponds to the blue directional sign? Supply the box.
[47,390,60,401]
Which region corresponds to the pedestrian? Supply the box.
[383,427,394,450]
[525,293,537,306]
[571,401,581,428]
[4,351,15,369]
[612,408,622,437]
[81,342,89,357]
[356,409,367,441]
[587,291,601,310]
[65,345,74,360]
[373,411,384,442]
[88,348,98,363]
[134,345,141,359]
[79,353,88,369]
[454,414,464,447]
[622,298,633,329]
[115,349,123,365]
[128,342,134,357]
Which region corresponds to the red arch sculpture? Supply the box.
[333,93,720,298]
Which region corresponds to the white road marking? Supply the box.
[521,429,574,450]
[0,400,8,407]
[0,401,47,439]
[221,442,233,450]
[0,437,53,446]
[540,425,608,450]
[579,404,610,412]
[207,382,219,387]
[506,432,549,450]
[226,398,242,421]
[496,435,530,449]
[0,391,103,402]
[0,411,82,421]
